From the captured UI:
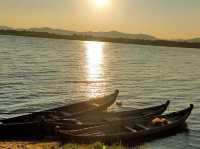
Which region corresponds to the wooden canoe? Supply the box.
[0,100,169,138]
[48,100,170,130]
[1,90,119,124]
[57,104,193,144]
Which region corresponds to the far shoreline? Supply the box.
[0,29,200,49]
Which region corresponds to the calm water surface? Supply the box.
[0,35,199,149]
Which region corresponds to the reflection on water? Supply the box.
[85,41,104,81]
[0,35,200,149]
[84,41,105,97]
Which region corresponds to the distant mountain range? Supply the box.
[28,27,157,41]
[0,26,200,43]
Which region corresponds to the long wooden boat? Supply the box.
[57,104,193,144]
[48,100,170,130]
[0,101,170,139]
[0,100,169,138]
[1,90,119,124]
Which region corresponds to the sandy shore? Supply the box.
[0,141,147,149]
[0,141,61,149]
[0,141,120,149]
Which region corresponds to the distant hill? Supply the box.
[0,26,12,30]
[28,28,157,41]
[0,25,200,43]
[187,38,200,43]
[82,31,157,40]
[28,27,76,36]
[6,26,156,41]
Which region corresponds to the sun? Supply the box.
[95,0,109,7]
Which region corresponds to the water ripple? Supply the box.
[0,35,200,148]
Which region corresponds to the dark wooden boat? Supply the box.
[48,100,170,130]
[1,90,119,124]
[57,104,193,144]
[0,100,169,138]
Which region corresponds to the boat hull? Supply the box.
[58,105,193,144]
[1,90,119,124]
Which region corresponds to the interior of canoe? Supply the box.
[60,106,191,137]
[69,101,169,125]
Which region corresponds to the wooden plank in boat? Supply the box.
[124,126,137,133]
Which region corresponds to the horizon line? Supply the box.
[0,25,199,41]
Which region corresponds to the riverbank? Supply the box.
[0,141,148,149]
[0,29,200,49]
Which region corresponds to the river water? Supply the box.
[0,35,199,148]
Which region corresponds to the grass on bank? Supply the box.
[63,142,148,149]
[0,141,149,149]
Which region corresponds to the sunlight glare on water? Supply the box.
[84,41,105,97]
[85,41,104,81]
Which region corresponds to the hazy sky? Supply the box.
[0,0,200,39]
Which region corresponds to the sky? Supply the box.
[0,0,200,39]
